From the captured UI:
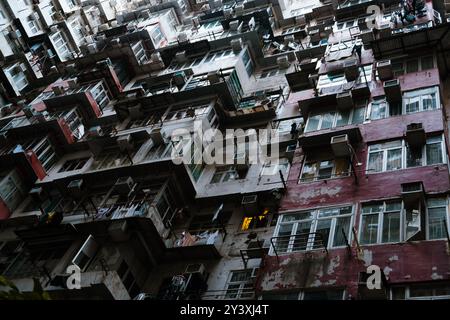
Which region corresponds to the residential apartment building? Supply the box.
[0,0,450,301]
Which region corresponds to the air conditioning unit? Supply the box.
[110,38,121,48]
[128,104,143,120]
[285,144,296,163]
[308,28,321,42]
[151,52,163,62]
[336,91,354,110]
[88,126,103,137]
[98,23,109,32]
[52,86,65,95]
[175,51,187,63]
[67,179,85,198]
[114,176,135,194]
[85,35,95,44]
[406,123,426,148]
[87,43,98,54]
[377,60,393,81]
[67,79,77,89]
[242,195,259,214]
[331,134,351,157]
[235,4,244,16]
[50,26,59,33]
[108,220,130,242]
[344,60,359,81]
[224,8,233,19]
[229,20,240,31]
[284,34,295,45]
[172,71,187,87]
[230,38,243,53]
[401,181,425,207]
[177,32,188,43]
[234,152,248,170]
[383,79,402,102]
[276,56,290,69]
[207,71,221,84]
[117,134,134,151]
[150,127,166,145]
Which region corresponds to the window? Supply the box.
[367,136,445,173]
[241,208,275,231]
[336,19,357,30]
[273,206,353,253]
[151,26,164,46]
[90,81,110,109]
[210,166,246,184]
[242,49,254,77]
[389,55,435,77]
[58,158,89,172]
[118,260,141,299]
[300,158,350,182]
[28,17,40,34]
[261,158,289,176]
[404,87,438,114]
[305,107,365,132]
[225,269,257,299]
[6,64,28,91]
[391,283,450,300]
[51,31,71,60]
[427,198,448,240]
[360,201,402,244]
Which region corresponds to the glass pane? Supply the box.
[334,158,349,176]
[370,100,386,120]
[422,94,436,110]
[333,216,351,247]
[361,214,379,244]
[382,212,400,243]
[386,148,402,171]
[405,97,420,113]
[368,151,383,173]
[276,224,293,253]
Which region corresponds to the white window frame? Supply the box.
[224,269,257,300]
[426,198,450,241]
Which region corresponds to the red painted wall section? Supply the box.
[256,241,450,295]
[25,150,46,181]
[85,92,102,118]
[0,198,11,220]
[57,119,75,144]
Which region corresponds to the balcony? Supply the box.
[270,232,329,262]
[164,227,226,260]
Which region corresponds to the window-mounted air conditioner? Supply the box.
[383,79,402,102]
[331,134,351,157]
[177,32,188,43]
[234,4,244,16]
[377,60,393,81]
[67,179,84,198]
[50,25,59,33]
[285,144,296,163]
[336,91,354,110]
[172,71,187,87]
[406,123,426,148]
[52,85,65,95]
